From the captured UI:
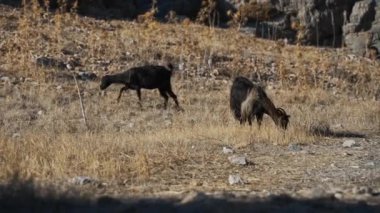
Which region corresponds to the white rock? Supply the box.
[180,191,206,204]
[228,174,244,185]
[343,139,357,148]
[228,155,247,165]
[297,187,326,199]
[222,146,234,154]
[70,176,94,185]
[1,76,10,82]
[12,133,21,138]
[37,110,44,115]
[334,192,343,199]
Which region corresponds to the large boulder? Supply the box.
[343,0,379,58]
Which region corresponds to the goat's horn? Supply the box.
[277,108,286,115]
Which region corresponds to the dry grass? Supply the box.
[0,3,379,196]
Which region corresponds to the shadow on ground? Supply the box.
[1,177,379,213]
[310,126,366,138]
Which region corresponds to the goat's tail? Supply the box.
[241,88,258,123]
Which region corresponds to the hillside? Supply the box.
[0,3,380,212]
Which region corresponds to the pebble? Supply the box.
[288,143,302,152]
[365,162,375,167]
[228,174,245,185]
[222,146,234,154]
[297,187,326,199]
[180,191,206,204]
[343,139,357,148]
[70,176,94,185]
[352,186,373,195]
[228,155,247,165]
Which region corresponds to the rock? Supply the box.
[70,176,95,185]
[164,120,172,127]
[222,146,234,154]
[228,155,247,165]
[76,71,97,81]
[12,133,21,138]
[334,192,343,200]
[36,56,67,70]
[0,76,10,82]
[343,0,380,58]
[288,143,302,152]
[180,191,206,204]
[297,187,327,199]
[228,174,244,185]
[37,110,44,116]
[343,139,357,148]
[365,161,375,167]
[352,186,373,195]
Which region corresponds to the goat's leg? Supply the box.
[136,89,142,108]
[158,88,169,109]
[256,113,264,129]
[248,116,252,126]
[117,86,128,102]
[166,87,183,111]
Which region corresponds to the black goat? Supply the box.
[100,64,181,110]
[230,76,290,129]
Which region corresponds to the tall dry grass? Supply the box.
[0,2,379,193]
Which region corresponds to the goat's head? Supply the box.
[100,75,111,90]
[276,108,290,130]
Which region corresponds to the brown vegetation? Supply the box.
[0,2,379,202]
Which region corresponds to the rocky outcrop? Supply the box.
[343,0,380,59]
[226,0,379,58]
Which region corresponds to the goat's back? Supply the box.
[127,65,173,89]
[230,77,255,120]
[230,77,266,120]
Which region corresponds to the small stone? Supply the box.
[334,192,343,199]
[56,85,63,90]
[343,139,357,148]
[342,152,353,156]
[37,110,44,115]
[164,120,172,127]
[12,133,21,138]
[297,187,326,199]
[222,146,234,154]
[228,155,247,165]
[70,176,94,185]
[352,186,373,195]
[1,76,10,82]
[36,56,66,70]
[288,143,302,152]
[190,180,202,187]
[228,174,244,185]
[76,71,97,81]
[180,191,206,204]
[365,162,375,167]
